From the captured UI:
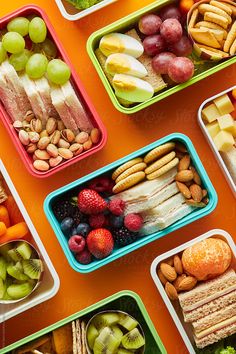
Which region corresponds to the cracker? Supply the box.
[230,37,236,54]
[145,151,176,175]
[204,12,229,29]
[199,4,232,23]
[115,162,147,183]
[197,44,229,56]
[72,321,78,354]
[195,20,226,31]
[113,171,145,193]
[199,27,224,42]
[81,321,87,354]
[189,9,199,28]
[224,21,236,52]
[221,1,236,16]
[210,0,233,15]
[146,158,179,180]
[189,28,222,48]
[112,157,143,180]
[76,319,82,354]
[199,47,225,58]
[144,142,175,164]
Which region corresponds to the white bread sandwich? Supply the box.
[220,144,236,184]
[0,70,22,121]
[34,77,59,118]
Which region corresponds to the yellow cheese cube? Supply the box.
[217,114,235,132]
[232,122,236,138]
[213,130,234,152]
[206,121,220,138]
[213,94,234,115]
[202,103,220,123]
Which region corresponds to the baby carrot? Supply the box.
[0,222,29,245]
[0,222,6,236]
[0,205,10,227]
[3,195,24,225]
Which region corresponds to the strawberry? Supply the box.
[78,189,107,215]
[87,228,114,259]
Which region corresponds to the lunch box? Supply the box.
[55,0,117,21]
[0,5,107,178]
[1,290,167,354]
[0,160,59,323]
[150,228,236,354]
[87,0,236,114]
[198,85,236,198]
[44,133,218,273]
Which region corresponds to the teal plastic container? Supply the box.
[1,291,166,354]
[44,133,217,273]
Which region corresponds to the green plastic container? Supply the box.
[1,291,166,354]
[87,0,236,114]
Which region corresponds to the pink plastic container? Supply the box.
[0,5,107,178]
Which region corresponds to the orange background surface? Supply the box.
[0,0,236,353]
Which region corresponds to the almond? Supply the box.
[90,128,101,144]
[176,181,191,199]
[186,199,206,208]
[173,255,183,275]
[190,184,203,202]
[175,142,188,153]
[165,282,178,300]
[190,166,201,185]
[175,170,193,183]
[178,155,191,171]
[202,189,208,198]
[158,269,168,285]
[173,274,187,292]
[160,263,177,282]
[178,276,197,291]
[165,257,174,266]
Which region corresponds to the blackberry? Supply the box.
[71,207,83,226]
[53,200,74,221]
[113,226,138,247]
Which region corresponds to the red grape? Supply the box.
[143,34,166,56]
[152,52,176,74]
[160,19,183,44]
[138,14,162,35]
[159,5,182,21]
[168,57,194,83]
[168,35,193,56]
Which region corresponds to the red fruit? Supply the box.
[160,19,183,44]
[88,177,114,193]
[159,5,182,21]
[68,235,86,253]
[76,248,92,265]
[168,57,194,83]
[138,14,162,35]
[87,229,114,259]
[124,214,143,232]
[179,0,194,14]
[89,214,107,229]
[78,189,107,215]
[152,52,176,75]
[109,198,126,216]
[168,35,193,56]
[143,34,166,56]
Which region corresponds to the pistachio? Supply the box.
[61,129,75,143]
[46,117,57,135]
[22,120,31,131]
[33,160,49,172]
[69,143,83,156]
[75,132,89,144]
[40,130,49,138]
[46,144,58,158]
[35,149,50,160]
[13,120,23,131]
[26,143,37,154]
[58,139,70,149]
[50,130,60,145]
[49,156,63,167]
[58,148,73,160]
[30,118,42,133]
[32,153,37,161]
[24,110,34,122]
[83,138,93,151]
[90,128,101,144]
[38,137,50,150]
[19,130,30,145]
[57,120,65,131]
[28,131,40,144]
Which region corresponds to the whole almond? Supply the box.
[46,144,58,158]
[178,155,191,171]
[40,130,49,138]
[173,274,187,292]
[178,276,197,291]
[190,184,203,202]
[28,131,40,143]
[174,255,183,275]
[175,170,193,183]
[49,156,63,167]
[202,189,208,198]
[33,160,49,172]
[190,166,201,185]
[176,181,191,199]
[186,199,206,208]
[35,149,50,160]
[158,269,168,285]
[83,138,93,151]
[58,139,70,149]
[26,143,37,154]
[38,137,50,150]
[69,143,83,156]
[160,263,177,282]
[46,117,57,135]
[58,148,73,160]
[165,282,178,300]
[50,130,61,145]
[90,128,101,144]
[175,151,185,160]
[75,132,89,144]
[19,130,30,145]
[165,257,174,266]
[175,142,188,153]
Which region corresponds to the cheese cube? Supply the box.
[217,114,235,132]
[213,130,234,152]
[206,121,220,138]
[202,103,220,123]
[213,94,234,115]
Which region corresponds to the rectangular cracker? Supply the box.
[197,44,229,57]
[190,27,222,48]
[189,8,199,28]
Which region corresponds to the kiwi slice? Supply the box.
[93,313,120,330]
[8,249,22,262]
[117,349,133,354]
[7,264,29,281]
[87,323,99,350]
[0,243,11,261]
[0,277,6,299]
[119,314,138,331]
[7,282,34,300]
[22,259,43,280]
[111,325,123,343]
[0,256,7,280]
[93,327,120,354]
[16,242,32,260]
[121,328,145,350]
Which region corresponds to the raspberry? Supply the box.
[76,248,92,264]
[108,198,126,216]
[89,214,107,229]
[124,213,143,232]
[88,177,114,193]
[68,235,86,253]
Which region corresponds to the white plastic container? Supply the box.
[150,229,236,354]
[198,86,236,198]
[0,160,60,322]
[55,0,117,21]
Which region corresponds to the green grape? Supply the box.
[33,38,57,59]
[2,32,25,54]
[9,49,31,71]
[7,17,29,37]
[47,59,71,85]
[29,17,47,44]
[26,53,48,79]
[0,42,7,63]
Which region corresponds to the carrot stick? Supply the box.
[0,222,6,236]
[0,205,10,227]
[0,222,29,245]
[3,195,24,225]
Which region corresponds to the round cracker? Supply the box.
[113,171,145,193]
[112,157,143,180]
[146,158,179,180]
[144,142,175,164]
[115,162,146,183]
[145,151,176,175]
[224,21,236,52]
[210,0,233,15]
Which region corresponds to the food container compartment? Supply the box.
[150,229,236,353]
[198,85,236,197]
[0,160,59,323]
[0,5,107,178]
[87,0,236,114]
[44,133,217,273]
[55,0,117,21]
[1,290,167,354]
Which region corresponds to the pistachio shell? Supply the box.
[28,131,40,143]
[40,130,49,138]
[19,130,30,145]
[69,143,83,156]
[58,139,70,149]
[13,120,23,130]
[38,137,50,150]
[33,160,49,171]
[49,156,63,167]
[61,129,75,143]
[90,128,101,144]
[75,132,89,144]
[26,143,37,154]
[46,144,58,158]
[24,110,34,122]
[46,117,57,135]
[50,130,60,145]
[83,138,93,151]
[30,118,42,133]
[57,120,65,131]
[58,148,73,160]
[35,149,50,160]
